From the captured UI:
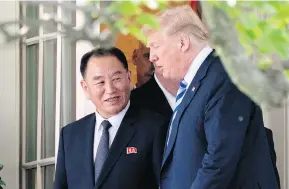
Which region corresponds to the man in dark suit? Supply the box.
[54,47,168,189]
[132,41,154,88]
[131,42,179,118]
[131,76,173,118]
[145,5,279,189]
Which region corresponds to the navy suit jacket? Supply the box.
[131,76,173,118]
[54,105,168,189]
[161,52,279,189]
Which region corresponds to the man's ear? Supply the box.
[179,34,190,53]
[80,79,90,100]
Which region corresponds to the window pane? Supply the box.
[43,4,57,34]
[26,168,37,189]
[26,44,38,162]
[42,165,55,189]
[60,37,76,128]
[26,4,39,38]
[41,39,57,159]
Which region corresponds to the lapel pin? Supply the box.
[192,87,196,92]
[126,147,137,154]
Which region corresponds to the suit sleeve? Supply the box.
[265,128,280,188]
[54,128,68,189]
[152,118,169,185]
[191,79,253,189]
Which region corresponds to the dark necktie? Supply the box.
[94,120,112,184]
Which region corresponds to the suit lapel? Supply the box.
[82,114,96,187]
[162,52,216,169]
[95,105,138,189]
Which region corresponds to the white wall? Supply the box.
[75,41,95,119]
[0,1,20,188]
[75,0,99,119]
[263,105,288,189]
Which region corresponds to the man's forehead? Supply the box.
[147,32,164,44]
[142,47,150,53]
[89,68,125,78]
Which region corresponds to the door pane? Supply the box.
[26,168,37,189]
[43,4,57,34]
[26,44,38,162]
[41,39,57,158]
[42,165,55,189]
[26,4,39,38]
[60,37,76,128]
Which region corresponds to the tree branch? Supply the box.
[201,1,289,109]
[281,60,289,69]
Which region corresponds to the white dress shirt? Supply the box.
[154,74,176,110]
[183,45,213,89]
[93,101,130,161]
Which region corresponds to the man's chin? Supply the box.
[105,105,125,115]
[162,71,173,80]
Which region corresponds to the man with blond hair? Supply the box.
[145,5,279,189]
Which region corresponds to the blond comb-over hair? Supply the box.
[144,5,209,45]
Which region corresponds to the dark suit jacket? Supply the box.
[132,73,280,188]
[54,105,168,189]
[160,52,279,189]
[130,76,173,119]
[265,129,280,188]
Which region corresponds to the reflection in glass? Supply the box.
[42,165,55,189]
[26,168,37,189]
[26,4,39,38]
[41,39,57,158]
[26,44,38,162]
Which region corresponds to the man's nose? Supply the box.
[149,53,159,63]
[105,81,116,94]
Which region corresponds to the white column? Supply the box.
[263,105,287,189]
[0,1,20,188]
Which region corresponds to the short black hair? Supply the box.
[80,47,128,77]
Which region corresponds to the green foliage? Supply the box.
[88,0,289,85]
[0,163,5,189]
[211,1,289,77]
[90,0,167,44]
[259,57,273,71]
[284,69,289,78]
[102,1,289,78]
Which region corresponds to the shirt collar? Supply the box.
[183,45,213,86]
[95,100,130,131]
[154,74,175,109]
[154,74,174,98]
